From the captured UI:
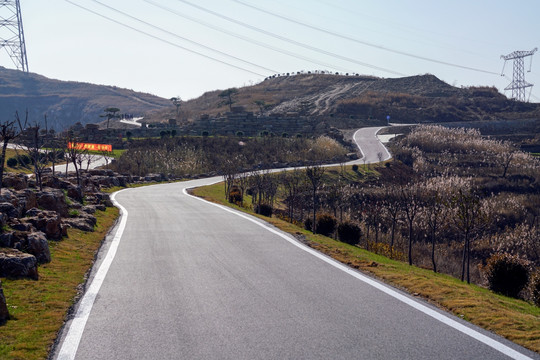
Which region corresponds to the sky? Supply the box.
[2,0,539,102]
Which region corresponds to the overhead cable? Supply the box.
[63,0,267,77]
[232,0,500,76]
[175,0,406,76]
[89,0,278,74]
[144,0,353,74]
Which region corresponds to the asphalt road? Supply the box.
[52,127,538,360]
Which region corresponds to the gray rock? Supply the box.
[0,232,12,248]
[63,217,94,232]
[22,210,64,241]
[0,280,9,325]
[26,232,51,264]
[37,190,68,217]
[0,202,19,219]
[0,250,38,280]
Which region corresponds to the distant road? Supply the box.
[52,127,538,360]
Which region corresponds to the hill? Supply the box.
[148,73,540,128]
[0,66,170,130]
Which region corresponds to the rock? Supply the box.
[0,202,20,219]
[0,249,38,280]
[2,173,28,190]
[16,189,37,212]
[36,190,68,217]
[26,232,51,264]
[22,210,64,240]
[63,217,94,232]
[0,232,12,247]
[67,186,83,203]
[0,280,9,325]
[81,205,96,214]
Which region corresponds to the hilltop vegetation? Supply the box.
[148,73,540,127]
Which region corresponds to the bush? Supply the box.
[352,164,359,172]
[236,131,244,137]
[255,203,272,217]
[6,157,17,167]
[482,253,530,298]
[228,186,242,204]
[17,154,30,166]
[530,272,540,307]
[316,213,337,236]
[337,222,361,245]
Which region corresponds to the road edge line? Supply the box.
[183,187,534,360]
[55,189,130,360]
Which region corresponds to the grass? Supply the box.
[192,181,540,353]
[0,207,120,360]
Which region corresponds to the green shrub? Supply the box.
[316,213,337,236]
[483,253,530,298]
[202,131,209,137]
[530,272,540,307]
[337,221,361,245]
[6,157,17,167]
[352,164,359,172]
[17,154,30,166]
[255,203,272,217]
[236,131,244,137]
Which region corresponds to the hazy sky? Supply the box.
[4,0,539,101]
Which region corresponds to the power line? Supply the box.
[144,0,353,74]
[232,0,500,76]
[174,0,406,76]
[63,0,267,77]
[88,0,278,75]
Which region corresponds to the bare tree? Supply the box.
[305,165,325,233]
[0,111,27,193]
[450,188,487,283]
[400,182,423,266]
[382,184,402,258]
[21,117,50,191]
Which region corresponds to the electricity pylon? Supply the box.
[0,0,29,72]
[501,48,537,102]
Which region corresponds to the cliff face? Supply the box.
[0,67,170,130]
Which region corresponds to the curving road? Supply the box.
[52,127,538,360]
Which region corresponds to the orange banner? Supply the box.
[68,142,113,152]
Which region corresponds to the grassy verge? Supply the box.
[0,207,120,360]
[192,182,540,353]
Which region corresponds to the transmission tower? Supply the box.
[0,0,28,72]
[500,48,537,102]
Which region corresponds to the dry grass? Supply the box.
[0,207,120,360]
[193,182,540,353]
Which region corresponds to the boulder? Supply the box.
[0,232,11,247]
[26,232,51,264]
[63,217,94,232]
[66,186,83,203]
[0,280,8,325]
[22,209,64,240]
[0,202,20,219]
[2,173,28,190]
[36,190,68,217]
[81,205,96,214]
[16,189,37,212]
[0,249,38,280]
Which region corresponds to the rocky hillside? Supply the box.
[0,67,170,131]
[148,73,540,126]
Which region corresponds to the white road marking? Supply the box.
[183,187,533,360]
[55,189,130,360]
